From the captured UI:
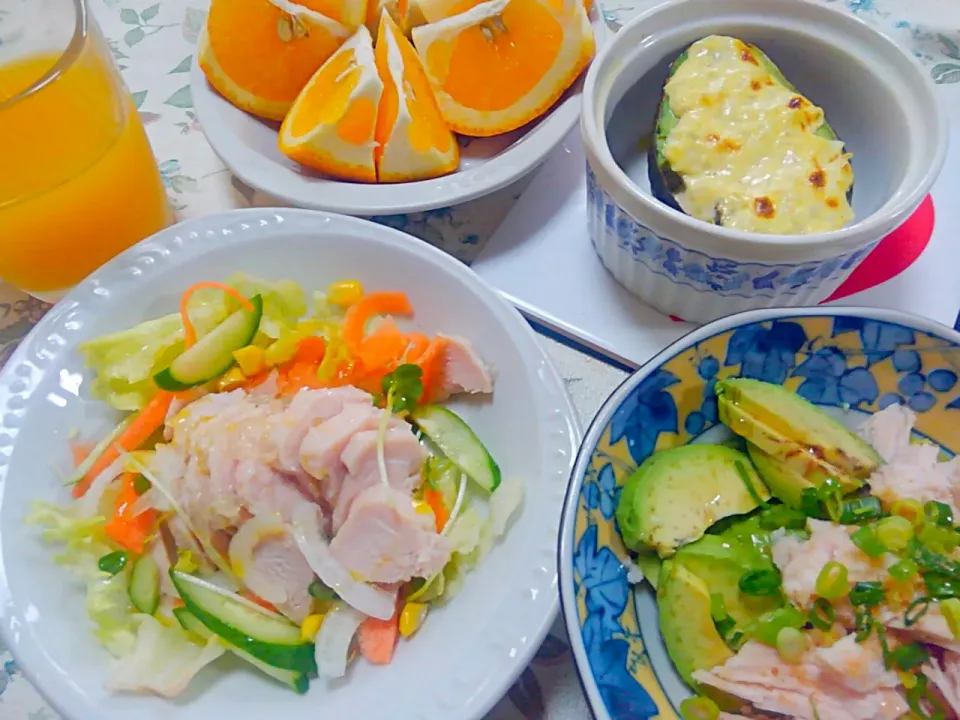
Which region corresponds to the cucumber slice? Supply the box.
[173,607,309,694]
[411,405,501,492]
[154,294,263,391]
[170,570,316,673]
[128,554,161,615]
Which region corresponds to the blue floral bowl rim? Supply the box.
[556,304,960,720]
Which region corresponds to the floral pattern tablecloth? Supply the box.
[0,0,957,716]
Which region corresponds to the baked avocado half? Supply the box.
[615,444,770,557]
[649,35,854,234]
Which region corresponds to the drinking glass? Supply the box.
[0,0,172,300]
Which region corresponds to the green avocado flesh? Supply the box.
[716,379,881,494]
[658,563,734,686]
[615,444,770,557]
[649,37,851,225]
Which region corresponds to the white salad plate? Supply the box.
[0,209,581,720]
[189,15,608,216]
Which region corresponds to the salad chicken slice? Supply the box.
[28,275,523,698]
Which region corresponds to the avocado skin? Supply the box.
[615,443,770,557]
[647,39,852,224]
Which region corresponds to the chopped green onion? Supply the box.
[752,605,806,647]
[133,474,151,495]
[97,550,130,576]
[815,561,850,600]
[308,580,338,601]
[679,696,720,720]
[910,542,960,580]
[837,496,883,524]
[808,597,835,631]
[918,523,960,554]
[759,505,808,531]
[923,573,960,600]
[849,581,885,608]
[800,488,823,519]
[942,597,960,639]
[726,630,747,652]
[925,500,954,527]
[854,607,874,642]
[738,568,782,597]
[886,642,930,671]
[876,516,914,552]
[904,597,931,627]
[776,626,808,664]
[850,525,887,558]
[889,559,919,582]
[892,499,925,526]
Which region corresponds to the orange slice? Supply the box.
[297,0,368,28]
[411,0,595,136]
[374,12,459,182]
[199,0,352,122]
[278,26,384,182]
[366,0,425,36]
[418,0,591,21]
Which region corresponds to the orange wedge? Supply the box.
[411,0,595,136]
[297,0,369,29]
[278,26,384,182]
[374,12,459,182]
[199,0,352,122]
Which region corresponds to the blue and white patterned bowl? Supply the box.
[558,306,960,719]
[580,0,947,324]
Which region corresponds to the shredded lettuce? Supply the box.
[26,500,139,657]
[105,614,224,698]
[78,273,306,410]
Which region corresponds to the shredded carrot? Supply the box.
[403,333,429,361]
[172,598,185,609]
[408,337,447,404]
[73,391,175,498]
[359,318,408,369]
[70,441,94,468]
[293,336,326,365]
[240,589,278,613]
[179,282,255,348]
[423,487,448,533]
[358,609,400,665]
[342,291,413,356]
[238,369,273,392]
[104,473,157,554]
[284,361,326,392]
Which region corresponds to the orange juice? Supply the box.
[0,42,171,295]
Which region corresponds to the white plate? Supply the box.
[0,209,581,720]
[190,17,607,216]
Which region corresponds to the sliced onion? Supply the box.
[129,488,161,518]
[290,504,396,620]
[228,515,289,605]
[314,602,364,679]
[75,456,126,518]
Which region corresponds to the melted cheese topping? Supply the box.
[661,35,855,235]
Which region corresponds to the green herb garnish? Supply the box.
[97,550,130,576]
[381,363,424,413]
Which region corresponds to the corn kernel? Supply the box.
[300,613,325,642]
[399,602,429,638]
[233,345,266,376]
[900,671,918,689]
[412,500,434,517]
[216,367,247,391]
[327,280,364,308]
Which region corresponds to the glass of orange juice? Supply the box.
[0,0,172,300]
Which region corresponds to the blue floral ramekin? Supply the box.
[557,306,960,719]
[580,0,947,324]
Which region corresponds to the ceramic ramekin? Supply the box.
[580,0,948,324]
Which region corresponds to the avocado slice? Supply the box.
[649,35,852,227]
[717,378,881,483]
[658,563,735,686]
[633,552,663,590]
[747,442,820,509]
[674,536,783,629]
[616,444,770,558]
